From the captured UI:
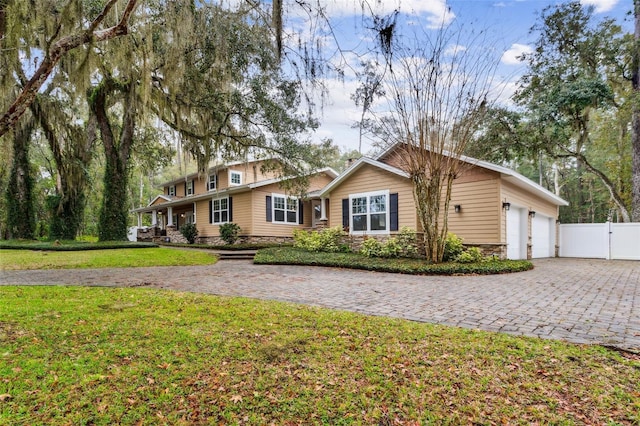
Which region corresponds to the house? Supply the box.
[318,144,569,260]
[133,145,568,259]
[132,159,338,244]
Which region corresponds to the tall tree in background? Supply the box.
[516,2,630,222]
[372,21,497,263]
[632,0,640,221]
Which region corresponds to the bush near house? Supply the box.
[219,223,241,245]
[180,223,199,244]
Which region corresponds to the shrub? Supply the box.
[359,237,384,257]
[397,226,418,257]
[443,232,464,262]
[381,237,403,258]
[180,223,199,244]
[293,226,347,253]
[219,223,241,245]
[456,246,484,263]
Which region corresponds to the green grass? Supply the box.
[0,247,217,270]
[255,246,534,275]
[0,286,638,425]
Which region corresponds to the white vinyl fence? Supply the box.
[559,222,640,260]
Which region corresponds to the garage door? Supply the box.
[507,207,526,259]
[532,214,554,258]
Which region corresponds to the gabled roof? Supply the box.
[328,143,568,206]
[318,157,408,197]
[157,158,273,187]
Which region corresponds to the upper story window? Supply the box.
[350,190,389,233]
[168,185,176,196]
[186,180,194,196]
[208,174,217,191]
[273,194,298,224]
[229,170,242,186]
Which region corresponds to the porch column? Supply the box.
[137,212,142,227]
[320,197,328,220]
[152,210,158,226]
[167,207,174,226]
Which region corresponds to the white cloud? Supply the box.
[445,44,467,56]
[501,43,532,65]
[580,0,618,13]
[287,0,455,27]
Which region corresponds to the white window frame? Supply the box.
[168,185,176,196]
[211,197,230,224]
[229,170,242,186]
[272,193,298,225]
[208,174,217,191]
[186,180,194,196]
[349,190,390,235]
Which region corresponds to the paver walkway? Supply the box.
[1,258,638,352]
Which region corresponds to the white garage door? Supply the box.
[532,214,554,258]
[507,207,526,259]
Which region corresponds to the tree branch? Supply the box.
[0,0,139,138]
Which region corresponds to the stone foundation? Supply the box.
[195,235,295,246]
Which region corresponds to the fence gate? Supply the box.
[559,222,640,260]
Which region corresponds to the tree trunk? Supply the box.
[632,0,640,221]
[32,98,95,239]
[5,120,36,239]
[90,78,136,241]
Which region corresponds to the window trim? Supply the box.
[272,193,299,225]
[229,170,242,186]
[348,190,390,235]
[168,185,176,196]
[210,197,230,224]
[208,174,217,191]
[186,180,194,196]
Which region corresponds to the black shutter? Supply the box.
[266,196,272,222]
[342,198,349,228]
[228,197,233,222]
[184,182,187,196]
[298,199,304,224]
[390,193,399,231]
[209,200,213,224]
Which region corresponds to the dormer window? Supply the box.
[168,185,176,196]
[230,170,242,186]
[186,180,194,196]
[208,174,217,191]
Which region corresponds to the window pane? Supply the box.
[213,199,220,210]
[371,213,386,230]
[275,210,285,222]
[352,197,367,214]
[287,198,297,211]
[221,211,228,222]
[287,211,297,223]
[274,197,285,210]
[220,198,227,210]
[370,195,386,213]
[352,215,367,231]
[214,212,220,223]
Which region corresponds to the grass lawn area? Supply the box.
[0,247,217,270]
[1,286,638,425]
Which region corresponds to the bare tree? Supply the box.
[373,22,499,262]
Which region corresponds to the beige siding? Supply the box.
[327,166,417,232]
[195,191,253,237]
[501,180,559,218]
[447,178,501,244]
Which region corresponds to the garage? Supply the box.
[531,214,555,258]
[506,206,527,260]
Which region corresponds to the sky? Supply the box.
[296,0,633,155]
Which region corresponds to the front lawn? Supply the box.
[254,246,533,275]
[1,286,638,424]
[0,247,217,270]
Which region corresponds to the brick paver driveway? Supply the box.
[1,257,638,352]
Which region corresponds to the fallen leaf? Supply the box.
[0,394,12,401]
[230,395,242,403]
